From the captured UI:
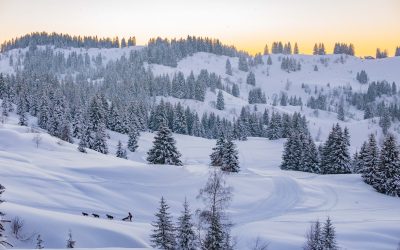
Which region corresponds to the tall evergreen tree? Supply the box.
[127,126,139,152]
[221,138,240,173]
[246,72,256,86]
[210,135,226,167]
[150,197,176,250]
[176,198,197,250]
[0,184,11,248]
[320,124,351,174]
[225,59,232,76]
[303,220,323,250]
[375,134,400,196]
[147,124,183,166]
[116,140,128,159]
[361,134,379,184]
[216,91,225,110]
[322,217,338,250]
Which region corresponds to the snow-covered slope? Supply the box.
[1,47,400,249]
[0,109,399,250]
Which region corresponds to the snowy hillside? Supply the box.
[0,109,399,250]
[1,39,400,250]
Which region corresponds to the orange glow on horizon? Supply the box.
[0,0,399,57]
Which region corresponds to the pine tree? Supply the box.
[267,55,272,65]
[116,140,128,159]
[263,44,269,55]
[92,123,108,154]
[246,72,256,86]
[147,124,183,166]
[216,91,224,110]
[294,43,299,54]
[210,135,226,167]
[337,103,345,121]
[322,217,338,250]
[303,220,323,250]
[301,134,320,173]
[267,112,282,140]
[127,127,139,152]
[221,138,240,173]
[238,56,248,72]
[176,199,197,250]
[173,103,188,134]
[225,59,232,76]
[0,184,11,249]
[320,124,351,174]
[150,197,176,250]
[375,134,400,196]
[203,214,225,250]
[36,234,44,249]
[232,84,240,97]
[361,134,379,184]
[66,230,75,248]
[379,108,391,135]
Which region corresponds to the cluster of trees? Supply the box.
[210,135,240,173]
[150,170,234,250]
[313,43,326,55]
[282,123,351,174]
[356,70,368,84]
[268,42,299,55]
[0,32,136,52]
[376,48,388,59]
[248,88,266,104]
[395,46,400,57]
[303,217,338,250]
[146,36,245,67]
[333,43,355,56]
[353,133,400,197]
[279,93,303,106]
[280,57,301,72]
[246,72,256,85]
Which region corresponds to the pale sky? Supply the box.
[0,0,399,56]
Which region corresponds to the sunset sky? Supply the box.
[0,0,399,56]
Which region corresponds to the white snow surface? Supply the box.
[0,111,399,250]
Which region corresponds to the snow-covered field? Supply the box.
[0,111,399,250]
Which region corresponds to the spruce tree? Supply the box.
[320,124,351,174]
[127,127,139,152]
[116,140,128,159]
[322,217,338,250]
[221,138,240,173]
[267,55,272,65]
[147,124,183,166]
[150,197,176,250]
[225,59,232,76]
[216,91,225,110]
[375,134,400,196]
[361,134,379,184]
[210,135,226,167]
[176,199,197,250]
[246,72,256,86]
[0,184,11,248]
[337,103,345,121]
[303,220,323,250]
[173,103,188,134]
[238,56,248,72]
